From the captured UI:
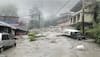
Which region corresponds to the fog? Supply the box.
[0,0,80,20]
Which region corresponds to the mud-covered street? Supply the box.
[1,32,100,57]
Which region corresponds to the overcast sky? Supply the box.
[0,0,80,19]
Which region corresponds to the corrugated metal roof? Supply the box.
[0,21,27,31]
[71,0,82,12]
[0,21,16,29]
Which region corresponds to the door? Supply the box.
[2,35,10,47]
[9,35,15,46]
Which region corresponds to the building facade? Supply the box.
[68,0,96,29]
[95,0,100,23]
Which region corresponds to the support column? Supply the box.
[73,16,76,24]
[76,15,78,23]
[79,12,82,22]
[70,17,72,24]
[72,17,74,24]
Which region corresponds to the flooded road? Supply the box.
[0,32,100,57]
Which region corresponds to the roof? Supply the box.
[15,27,27,31]
[0,21,27,31]
[64,29,80,32]
[0,21,16,29]
[0,16,19,18]
[70,0,82,12]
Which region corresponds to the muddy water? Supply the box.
[0,34,100,57]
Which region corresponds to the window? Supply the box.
[2,35,9,40]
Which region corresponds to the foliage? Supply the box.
[28,20,34,30]
[86,28,98,38]
[28,7,43,29]
[28,32,37,41]
[28,19,40,30]
[75,22,82,30]
[86,24,100,43]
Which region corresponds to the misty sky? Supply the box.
[0,0,80,19]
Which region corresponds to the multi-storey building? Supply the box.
[68,0,96,29]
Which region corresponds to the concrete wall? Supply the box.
[95,0,100,23]
[69,2,95,25]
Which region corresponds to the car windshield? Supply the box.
[75,32,82,35]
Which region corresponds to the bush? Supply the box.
[86,24,100,43]
[86,29,98,38]
[28,32,37,41]
[75,22,82,30]
[96,35,100,44]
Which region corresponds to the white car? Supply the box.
[0,33,16,52]
[63,29,86,40]
[63,29,80,36]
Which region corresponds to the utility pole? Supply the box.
[81,0,96,34]
[82,0,85,35]
[39,12,41,29]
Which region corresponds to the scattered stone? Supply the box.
[75,44,86,51]
[50,40,57,43]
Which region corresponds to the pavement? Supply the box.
[0,32,100,57]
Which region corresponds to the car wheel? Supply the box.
[0,47,4,53]
[14,43,16,47]
[83,37,86,40]
[78,38,82,40]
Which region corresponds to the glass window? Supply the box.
[2,35,9,40]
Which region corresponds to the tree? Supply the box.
[28,20,34,29]
[28,7,42,29]
[28,19,40,30]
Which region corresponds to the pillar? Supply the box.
[79,12,82,22]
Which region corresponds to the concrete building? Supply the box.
[95,0,100,23]
[68,0,96,29]
[57,12,72,28]
[0,16,27,35]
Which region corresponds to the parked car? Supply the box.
[0,33,16,52]
[63,29,80,36]
[71,32,86,40]
[63,29,86,40]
